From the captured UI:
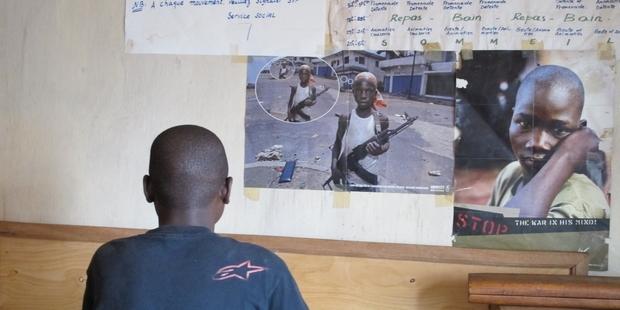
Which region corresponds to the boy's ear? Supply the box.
[143,175,154,203]
[220,177,233,204]
[579,119,587,128]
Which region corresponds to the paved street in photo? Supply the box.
[245,76,454,193]
[255,73,340,121]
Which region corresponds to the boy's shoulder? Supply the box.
[495,161,523,187]
[219,235,282,259]
[88,234,152,271]
[337,110,388,126]
[551,173,610,217]
[373,110,389,130]
[375,110,388,121]
[338,110,386,120]
[491,161,524,204]
[337,113,349,122]
[90,232,287,271]
[92,234,145,257]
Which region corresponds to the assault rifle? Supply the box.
[322,113,418,190]
[285,86,330,122]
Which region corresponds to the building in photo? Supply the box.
[314,50,387,89]
[380,51,455,101]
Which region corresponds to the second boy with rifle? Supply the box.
[286,65,316,122]
[330,72,389,191]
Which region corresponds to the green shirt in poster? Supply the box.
[489,161,610,218]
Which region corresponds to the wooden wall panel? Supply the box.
[0,237,98,310]
[0,221,590,274]
[284,253,569,310]
[0,222,589,309]
[0,236,574,310]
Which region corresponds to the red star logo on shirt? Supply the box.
[213,260,266,281]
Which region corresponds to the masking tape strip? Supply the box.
[600,127,614,139]
[423,42,442,51]
[520,39,544,50]
[332,191,351,209]
[422,42,443,62]
[597,41,615,60]
[461,42,473,60]
[231,55,247,64]
[244,187,260,202]
[434,194,454,208]
[324,33,333,53]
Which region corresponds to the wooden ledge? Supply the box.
[469,273,620,309]
[0,221,589,274]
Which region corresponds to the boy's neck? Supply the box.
[355,106,373,118]
[300,81,308,87]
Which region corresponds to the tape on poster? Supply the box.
[231,56,247,64]
[461,42,473,60]
[332,191,350,209]
[597,42,615,60]
[423,42,444,62]
[244,187,261,201]
[423,42,442,51]
[434,194,454,208]
[600,128,613,139]
[521,39,544,50]
[324,33,333,53]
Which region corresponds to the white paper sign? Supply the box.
[329,0,620,52]
[125,0,327,56]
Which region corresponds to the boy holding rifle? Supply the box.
[330,72,389,191]
[286,65,316,122]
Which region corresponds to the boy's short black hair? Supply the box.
[516,65,585,114]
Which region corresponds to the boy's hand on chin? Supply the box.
[555,127,600,170]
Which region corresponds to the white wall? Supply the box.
[1,0,618,275]
[0,0,452,245]
[0,0,246,228]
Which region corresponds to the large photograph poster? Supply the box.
[244,51,455,194]
[452,50,614,270]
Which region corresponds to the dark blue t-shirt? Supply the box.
[83,226,308,310]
